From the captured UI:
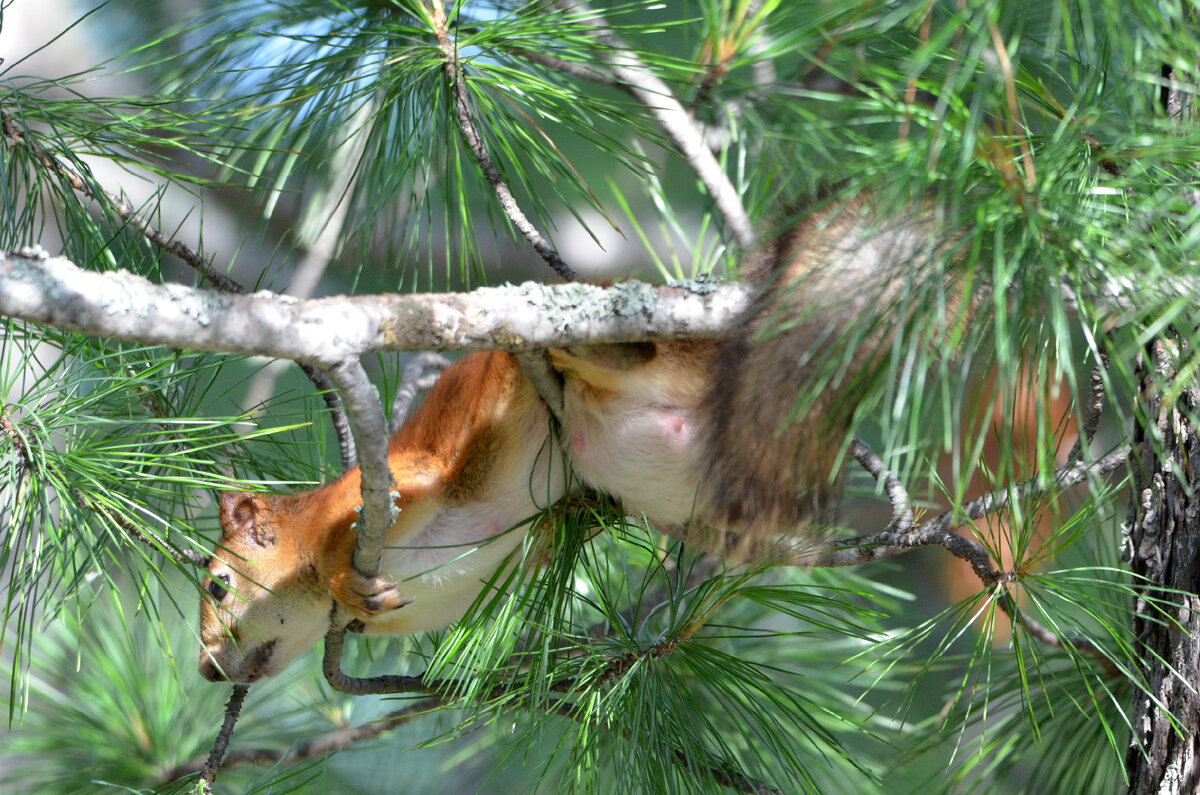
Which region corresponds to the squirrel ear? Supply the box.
[218,491,277,548]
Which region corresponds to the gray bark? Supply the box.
[0,251,747,366]
[1125,339,1200,794]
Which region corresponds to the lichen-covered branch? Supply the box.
[0,251,748,364]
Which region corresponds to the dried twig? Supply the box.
[390,352,454,433]
[198,684,250,792]
[164,698,445,782]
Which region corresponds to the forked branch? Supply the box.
[0,109,356,468]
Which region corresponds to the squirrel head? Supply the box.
[198,490,330,682]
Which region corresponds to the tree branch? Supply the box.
[807,441,1130,675]
[324,359,395,580]
[429,1,577,281]
[1,109,357,468]
[164,698,446,783]
[0,251,748,362]
[848,438,915,533]
[197,684,249,793]
[390,352,453,433]
[555,1,757,250]
[803,447,1129,568]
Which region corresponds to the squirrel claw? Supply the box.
[332,572,413,619]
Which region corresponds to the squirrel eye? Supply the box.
[207,573,230,602]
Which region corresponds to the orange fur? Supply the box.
[199,351,563,682]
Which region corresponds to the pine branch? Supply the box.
[555,1,756,250]
[0,404,206,566]
[0,109,356,468]
[429,1,577,281]
[0,110,240,292]
[808,439,1130,675]
[317,620,779,794]
[804,447,1128,569]
[0,251,749,360]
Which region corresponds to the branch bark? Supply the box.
[1125,340,1200,794]
[0,251,748,363]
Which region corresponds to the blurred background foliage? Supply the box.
[1,0,1198,792]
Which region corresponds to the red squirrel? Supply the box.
[199,193,942,682]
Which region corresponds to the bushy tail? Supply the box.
[700,193,941,551]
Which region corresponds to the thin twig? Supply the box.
[553,1,756,250]
[848,438,915,533]
[516,351,566,424]
[198,684,250,792]
[428,1,577,281]
[510,48,623,87]
[390,352,454,433]
[1,110,237,292]
[321,624,429,695]
[164,698,446,782]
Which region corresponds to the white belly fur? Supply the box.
[367,422,567,634]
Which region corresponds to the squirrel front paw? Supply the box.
[331,571,413,620]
